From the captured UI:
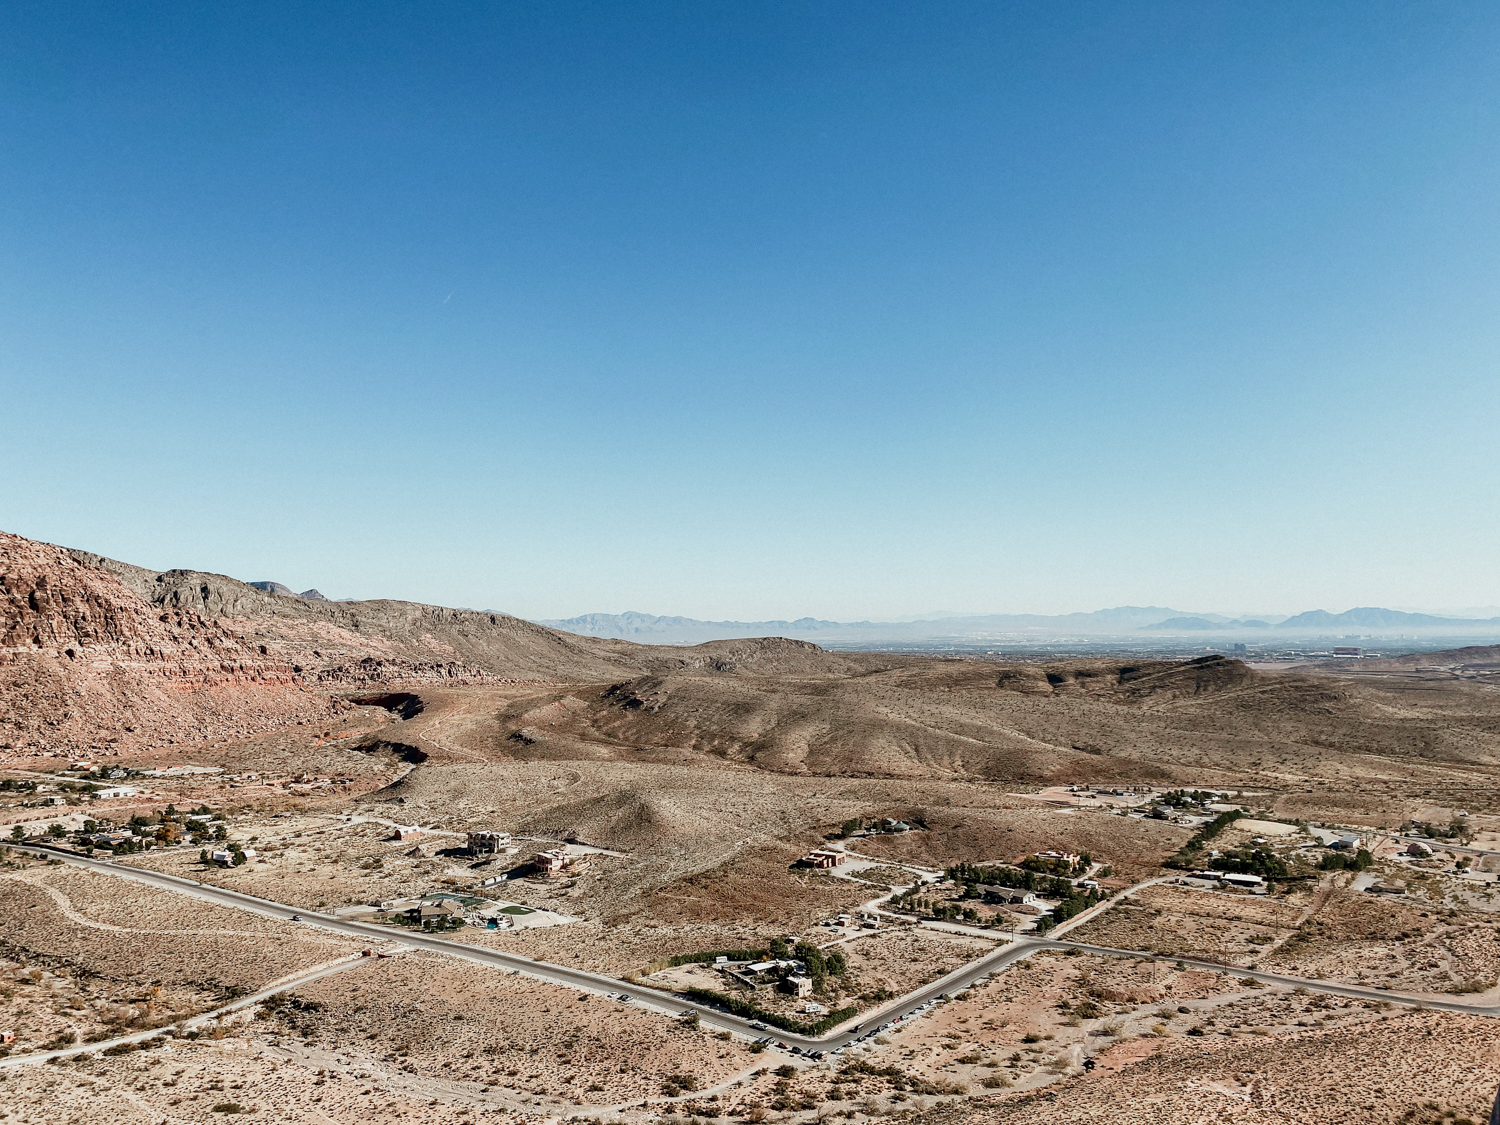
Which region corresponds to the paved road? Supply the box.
[12,844,1499,1063]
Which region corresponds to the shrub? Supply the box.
[663,948,771,969]
[679,987,857,1036]
[1165,810,1245,869]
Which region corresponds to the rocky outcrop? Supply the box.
[995,655,1256,702]
[2,532,314,754]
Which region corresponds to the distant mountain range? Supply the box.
[539,606,1500,645]
[540,607,1193,644]
[1274,607,1500,630]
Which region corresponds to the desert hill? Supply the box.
[0,530,858,754]
[392,650,1500,797]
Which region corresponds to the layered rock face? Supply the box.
[0,532,315,753]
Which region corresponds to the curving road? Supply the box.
[11,844,1499,1063]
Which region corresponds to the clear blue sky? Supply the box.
[3,2,1498,620]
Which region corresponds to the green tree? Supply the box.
[47,823,67,838]
[200,848,210,865]
[839,818,862,838]
[9,825,25,841]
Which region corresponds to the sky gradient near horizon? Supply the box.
[3,2,1499,620]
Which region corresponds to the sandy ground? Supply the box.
[1065,877,1500,999]
[904,1006,1500,1125]
[0,951,760,1123]
[0,857,362,1056]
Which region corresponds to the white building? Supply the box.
[1220,872,1265,888]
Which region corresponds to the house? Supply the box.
[783,974,814,998]
[1368,880,1406,895]
[419,898,466,922]
[1406,841,1434,857]
[533,849,571,877]
[1035,851,1082,866]
[1220,872,1265,888]
[209,849,235,865]
[392,825,424,841]
[801,849,845,869]
[1330,835,1362,851]
[880,818,910,833]
[93,787,138,800]
[0,1031,14,1045]
[467,830,511,855]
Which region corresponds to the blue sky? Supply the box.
[2,2,1498,620]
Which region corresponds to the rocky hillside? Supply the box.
[0,532,313,754]
[0,530,860,756]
